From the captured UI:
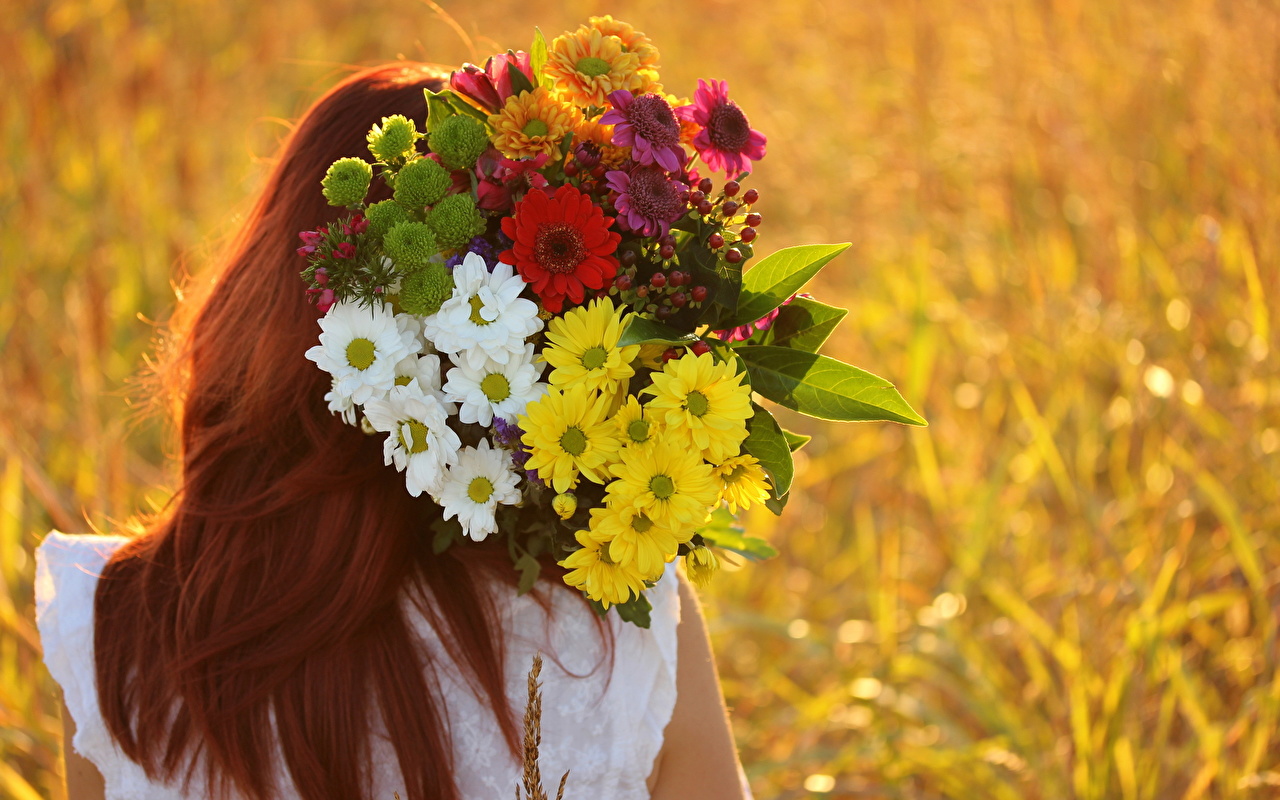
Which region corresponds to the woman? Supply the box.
[36,63,749,800]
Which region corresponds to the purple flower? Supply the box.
[676,79,767,176]
[492,417,522,447]
[450,51,535,114]
[601,91,686,173]
[445,236,500,270]
[605,166,689,237]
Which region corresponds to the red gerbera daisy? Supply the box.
[499,185,621,313]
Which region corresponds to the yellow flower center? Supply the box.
[394,375,413,386]
[398,419,430,454]
[346,337,376,370]
[480,373,511,402]
[685,390,710,417]
[726,464,750,483]
[560,426,587,456]
[576,57,612,77]
[631,514,654,533]
[597,543,616,566]
[627,418,650,443]
[649,474,675,499]
[522,118,550,138]
[467,476,494,504]
[581,346,608,370]
[468,295,492,325]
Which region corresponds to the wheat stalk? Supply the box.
[517,653,569,800]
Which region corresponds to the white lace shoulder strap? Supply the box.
[34,531,145,795]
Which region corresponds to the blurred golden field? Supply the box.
[2,0,1278,798]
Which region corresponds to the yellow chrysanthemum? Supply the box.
[546,27,644,109]
[642,351,753,464]
[488,87,581,160]
[519,385,619,492]
[713,454,772,513]
[543,297,640,395]
[560,529,648,608]
[614,394,660,452]
[588,15,662,93]
[606,437,718,531]
[571,118,633,169]
[587,501,681,580]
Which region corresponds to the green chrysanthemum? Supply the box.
[367,114,419,162]
[428,115,489,170]
[365,200,411,244]
[394,158,452,212]
[399,262,454,317]
[321,157,373,207]
[427,194,486,250]
[382,221,439,271]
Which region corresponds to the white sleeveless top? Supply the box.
[35,531,682,800]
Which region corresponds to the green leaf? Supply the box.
[764,493,789,515]
[743,402,794,498]
[531,29,552,89]
[506,57,536,97]
[443,92,491,126]
[613,593,653,628]
[618,315,700,348]
[431,516,463,554]
[738,345,927,425]
[423,89,457,133]
[727,243,851,328]
[782,429,812,452]
[514,553,541,596]
[749,296,848,353]
[697,507,779,561]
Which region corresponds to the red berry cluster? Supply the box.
[688,178,761,266]
[608,235,711,320]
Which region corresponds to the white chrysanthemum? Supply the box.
[442,343,547,426]
[363,380,461,498]
[438,439,522,541]
[305,301,418,406]
[325,379,358,426]
[394,353,457,415]
[421,252,542,370]
[395,309,425,351]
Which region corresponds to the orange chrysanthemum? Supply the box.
[488,87,581,160]
[546,27,644,109]
[589,15,662,92]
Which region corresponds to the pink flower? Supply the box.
[713,295,797,342]
[601,91,686,173]
[605,165,688,237]
[450,51,534,114]
[334,242,356,259]
[297,229,323,257]
[342,214,368,236]
[676,79,767,176]
[496,153,550,190]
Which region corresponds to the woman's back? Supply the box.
[37,531,681,799]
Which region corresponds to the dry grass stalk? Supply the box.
[517,653,568,800]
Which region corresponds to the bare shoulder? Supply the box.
[61,697,106,800]
[647,572,747,800]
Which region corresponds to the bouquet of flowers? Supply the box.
[298,17,924,626]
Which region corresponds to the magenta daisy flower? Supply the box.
[600,91,686,173]
[606,166,689,237]
[676,79,767,176]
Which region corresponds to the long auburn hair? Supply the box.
[93,63,551,800]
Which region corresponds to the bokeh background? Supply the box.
[3,1,1278,798]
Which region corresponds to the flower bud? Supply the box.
[684,546,720,587]
[552,492,578,520]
